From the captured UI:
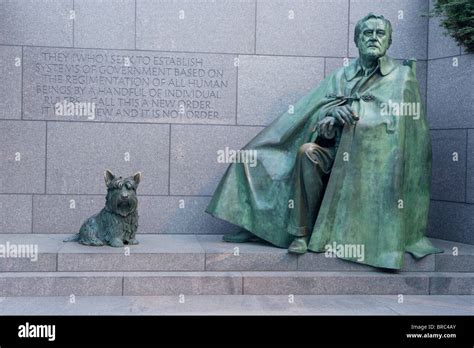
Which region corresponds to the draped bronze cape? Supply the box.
[206,56,442,269]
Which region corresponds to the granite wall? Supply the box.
[425,0,473,244]
[0,0,472,243]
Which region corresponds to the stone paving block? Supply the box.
[170,124,264,195]
[46,122,169,194]
[0,194,32,233]
[436,255,474,273]
[138,196,240,234]
[198,235,297,271]
[374,294,473,315]
[325,57,350,77]
[74,0,135,49]
[123,272,242,295]
[242,271,430,295]
[0,254,56,272]
[256,0,349,57]
[427,201,474,245]
[0,0,73,46]
[58,235,205,271]
[136,0,255,53]
[237,55,324,126]
[432,238,474,272]
[429,273,474,295]
[0,46,21,119]
[430,129,466,202]
[1,295,472,315]
[298,252,435,272]
[0,272,123,296]
[467,130,474,203]
[427,55,474,129]
[259,294,397,315]
[0,121,46,193]
[33,194,104,233]
[0,234,61,271]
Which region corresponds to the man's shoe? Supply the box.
[223,230,260,243]
[288,236,309,254]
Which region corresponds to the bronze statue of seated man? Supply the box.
[206,13,442,269]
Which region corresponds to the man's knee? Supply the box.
[298,143,318,157]
[297,142,335,172]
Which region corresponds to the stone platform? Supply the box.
[0,295,472,316]
[0,235,472,297]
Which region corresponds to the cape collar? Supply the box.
[344,55,397,81]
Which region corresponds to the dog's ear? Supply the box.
[104,169,115,186]
[132,172,141,185]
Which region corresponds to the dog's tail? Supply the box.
[63,234,80,242]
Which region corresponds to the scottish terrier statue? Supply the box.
[64,170,141,247]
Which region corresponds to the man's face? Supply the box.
[356,18,390,59]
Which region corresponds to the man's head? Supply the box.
[354,13,392,59]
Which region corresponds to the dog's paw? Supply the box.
[109,238,124,247]
[126,238,139,245]
[79,239,104,246]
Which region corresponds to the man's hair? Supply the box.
[354,13,392,46]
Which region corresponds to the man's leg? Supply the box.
[288,141,335,254]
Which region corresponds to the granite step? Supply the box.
[0,234,472,272]
[1,295,473,316]
[0,271,471,296]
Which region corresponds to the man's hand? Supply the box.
[317,105,359,138]
[329,105,359,125]
[317,116,337,139]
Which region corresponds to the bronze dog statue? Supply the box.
[64,170,141,247]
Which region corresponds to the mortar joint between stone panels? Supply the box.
[346,0,351,58]
[21,46,24,120]
[430,198,473,205]
[72,0,75,48]
[1,118,267,128]
[425,0,430,108]
[464,129,468,203]
[426,0,430,62]
[7,42,353,59]
[168,124,171,196]
[254,0,257,54]
[235,59,239,125]
[44,121,48,194]
[424,54,429,108]
[30,194,34,233]
[426,54,463,62]
[134,0,137,50]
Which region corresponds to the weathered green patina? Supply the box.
[206,13,442,269]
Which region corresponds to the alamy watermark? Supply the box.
[324,242,365,262]
[217,147,258,167]
[380,99,421,120]
[0,242,38,262]
[55,100,96,120]
[18,322,55,341]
